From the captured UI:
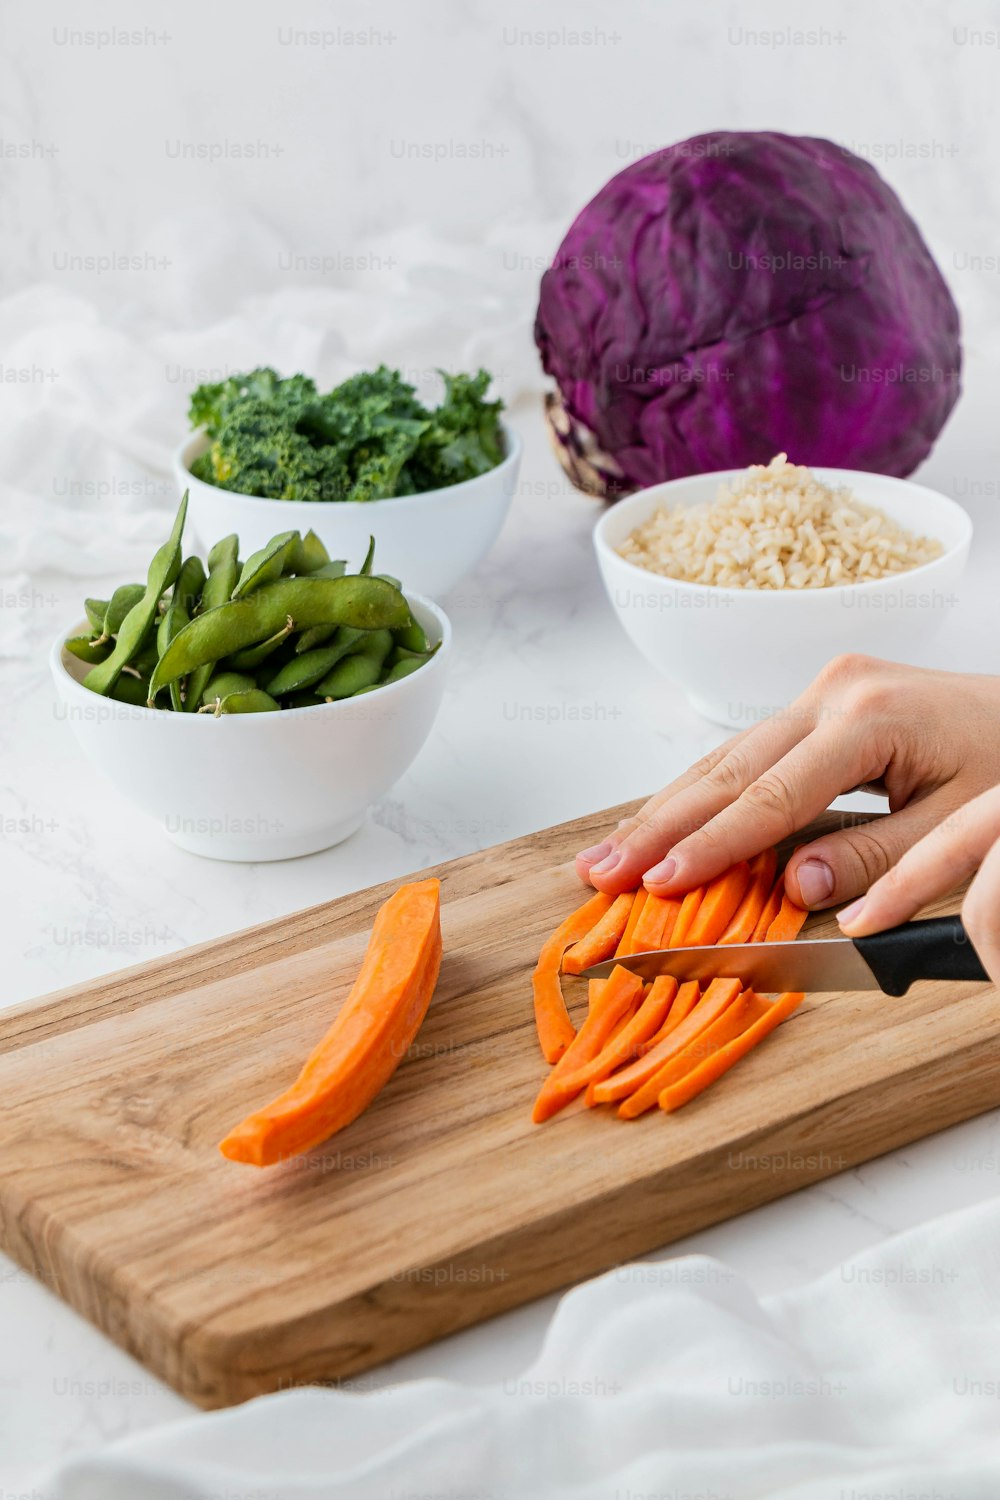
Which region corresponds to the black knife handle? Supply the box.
[854,916,989,996]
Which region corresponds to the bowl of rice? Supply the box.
[594,455,971,727]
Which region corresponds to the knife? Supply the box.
[580,915,988,997]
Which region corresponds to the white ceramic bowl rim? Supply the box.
[176,422,522,509]
[51,592,451,721]
[594,467,973,601]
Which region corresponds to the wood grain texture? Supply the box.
[0,801,995,1408]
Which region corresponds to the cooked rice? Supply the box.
[618,453,944,589]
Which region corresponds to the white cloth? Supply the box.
[35,1194,1000,1498]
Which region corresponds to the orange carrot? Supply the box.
[749,874,784,941]
[659,992,806,1112]
[618,990,770,1119]
[683,861,750,947]
[589,977,743,1105]
[719,849,778,944]
[220,879,442,1167]
[563,892,636,975]
[615,888,649,957]
[632,893,683,953]
[764,892,809,943]
[532,966,645,1123]
[669,885,705,947]
[640,979,701,1050]
[532,891,614,1062]
[555,977,678,1102]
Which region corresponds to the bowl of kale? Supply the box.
[176,366,521,598]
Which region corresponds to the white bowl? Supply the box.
[594,468,972,728]
[50,596,451,862]
[175,425,522,598]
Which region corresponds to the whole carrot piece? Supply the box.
[220,879,442,1166]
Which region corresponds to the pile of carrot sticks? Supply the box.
[531,850,807,1123]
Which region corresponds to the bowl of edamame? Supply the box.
[50,496,452,861]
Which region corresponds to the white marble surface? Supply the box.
[5,0,1000,1487]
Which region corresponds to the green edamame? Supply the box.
[149,576,408,701]
[109,673,151,707]
[199,670,256,707]
[381,655,429,685]
[183,534,240,712]
[226,617,295,670]
[290,529,330,574]
[231,531,299,598]
[97,583,146,643]
[392,620,429,654]
[83,493,188,697]
[315,629,392,699]
[264,629,367,697]
[157,555,206,710]
[304,560,347,581]
[212,688,280,715]
[84,598,108,634]
[65,635,112,665]
[294,622,340,653]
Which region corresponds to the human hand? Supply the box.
[838,783,1000,986]
[576,655,1000,911]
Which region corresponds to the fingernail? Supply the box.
[837,897,866,929]
[643,856,677,886]
[579,841,612,864]
[590,850,622,876]
[796,859,835,907]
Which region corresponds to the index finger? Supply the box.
[644,727,878,895]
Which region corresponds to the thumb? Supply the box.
[784,799,958,910]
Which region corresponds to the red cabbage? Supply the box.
[535,131,961,494]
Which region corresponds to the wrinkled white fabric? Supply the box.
[34,1194,1000,1498]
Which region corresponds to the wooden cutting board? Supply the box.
[1,802,996,1409]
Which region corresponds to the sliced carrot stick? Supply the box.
[749,874,784,941]
[219,879,442,1166]
[532,891,614,1062]
[532,966,645,1123]
[764,892,809,943]
[632,893,682,953]
[557,976,678,1101]
[640,979,701,1049]
[562,892,636,975]
[618,990,770,1119]
[669,885,705,947]
[615,888,649,957]
[719,848,778,945]
[658,992,806,1113]
[589,977,743,1105]
[683,861,750,947]
[606,994,643,1040]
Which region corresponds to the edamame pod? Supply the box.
[84,598,108,634]
[199,670,256,707]
[232,531,300,598]
[158,555,207,709]
[65,635,112,665]
[149,576,408,701]
[315,629,392,699]
[264,631,365,697]
[290,529,330,574]
[213,689,280,715]
[183,534,240,712]
[83,493,188,697]
[393,619,428,654]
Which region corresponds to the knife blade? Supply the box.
[580,915,988,997]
